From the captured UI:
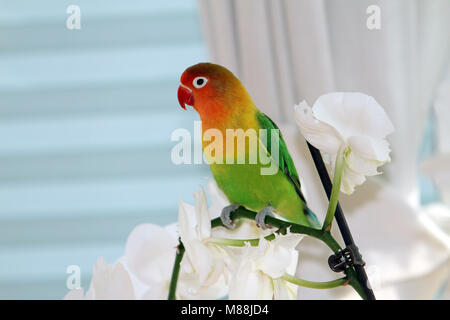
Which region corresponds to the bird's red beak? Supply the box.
[177,84,194,110]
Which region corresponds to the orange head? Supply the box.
[177,63,253,127]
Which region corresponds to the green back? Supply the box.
[256,112,321,228]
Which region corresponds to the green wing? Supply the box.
[256,112,320,228]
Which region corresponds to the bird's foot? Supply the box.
[220,204,240,229]
[255,205,275,230]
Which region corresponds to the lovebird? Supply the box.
[177,62,318,228]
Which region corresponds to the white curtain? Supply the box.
[197,0,450,299]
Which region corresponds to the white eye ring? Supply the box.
[193,76,208,88]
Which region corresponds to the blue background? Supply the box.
[0,0,209,299]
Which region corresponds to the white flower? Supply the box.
[228,232,303,300]
[124,220,228,300]
[75,185,233,300]
[64,257,135,300]
[178,188,230,298]
[65,182,306,301]
[124,223,178,299]
[294,92,394,194]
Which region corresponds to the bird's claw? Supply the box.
[220,204,240,229]
[255,205,274,230]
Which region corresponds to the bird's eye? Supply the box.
[193,76,208,89]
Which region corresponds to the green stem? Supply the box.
[168,207,367,300]
[322,147,345,232]
[168,240,185,300]
[211,207,366,299]
[211,208,341,252]
[208,237,260,247]
[281,273,347,289]
[208,233,277,247]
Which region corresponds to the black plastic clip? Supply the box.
[328,244,366,273]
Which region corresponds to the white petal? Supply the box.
[259,245,292,279]
[206,178,230,218]
[107,263,136,300]
[178,271,228,300]
[256,272,275,300]
[193,278,229,300]
[312,92,394,141]
[286,249,299,276]
[178,199,197,243]
[273,279,297,300]
[341,164,366,195]
[345,150,380,177]
[348,135,391,162]
[64,289,86,300]
[85,287,95,299]
[141,282,169,300]
[198,245,227,288]
[369,139,391,163]
[184,239,215,284]
[193,188,212,239]
[273,231,304,250]
[229,261,273,300]
[164,222,179,239]
[258,235,303,279]
[91,258,135,300]
[294,101,343,155]
[125,224,177,286]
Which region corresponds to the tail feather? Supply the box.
[305,206,321,229]
[282,162,321,228]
